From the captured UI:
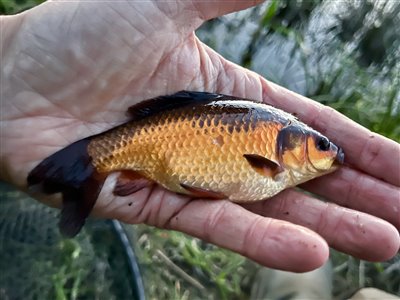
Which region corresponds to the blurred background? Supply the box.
[1,0,399,299]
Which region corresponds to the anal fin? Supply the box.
[180,183,226,199]
[60,174,104,238]
[113,170,152,196]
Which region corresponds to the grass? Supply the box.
[1,0,399,299]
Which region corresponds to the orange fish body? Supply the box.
[28,91,344,236]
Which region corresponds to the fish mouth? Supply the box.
[335,147,345,165]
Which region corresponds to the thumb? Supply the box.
[191,0,265,21]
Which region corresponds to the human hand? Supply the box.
[1,0,399,272]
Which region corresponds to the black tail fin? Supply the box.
[27,138,105,237]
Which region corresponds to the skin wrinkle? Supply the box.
[317,202,341,246]
[195,40,223,91]
[191,1,207,21]
[164,197,194,230]
[342,171,363,211]
[65,1,80,36]
[241,215,268,258]
[99,13,146,55]
[130,189,155,225]
[137,186,166,225]
[153,1,179,24]
[104,5,160,53]
[141,50,176,92]
[275,190,292,218]
[19,48,48,72]
[196,39,218,89]
[10,92,78,124]
[129,34,198,94]
[148,189,169,228]
[2,99,26,120]
[26,35,74,78]
[202,200,230,243]
[311,169,360,207]
[1,15,26,62]
[358,133,383,177]
[12,66,49,95]
[185,40,203,88]
[305,104,334,139]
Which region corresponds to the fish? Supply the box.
[27,91,344,237]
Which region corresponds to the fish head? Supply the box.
[277,124,344,178]
[306,130,344,171]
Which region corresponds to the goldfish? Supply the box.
[28,91,344,237]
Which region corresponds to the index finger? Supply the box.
[260,79,400,186]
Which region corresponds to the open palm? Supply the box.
[1,0,399,272]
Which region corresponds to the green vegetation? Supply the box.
[0,183,136,300]
[0,0,43,14]
[1,0,399,299]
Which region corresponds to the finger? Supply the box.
[95,183,329,272]
[167,197,329,272]
[190,0,264,21]
[244,189,400,262]
[259,80,400,186]
[301,166,400,230]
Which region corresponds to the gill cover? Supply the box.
[277,124,307,170]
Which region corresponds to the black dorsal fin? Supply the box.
[127,91,242,120]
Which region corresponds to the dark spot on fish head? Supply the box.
[128,202,132,206]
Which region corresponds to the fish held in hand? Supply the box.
[27,91,344,237]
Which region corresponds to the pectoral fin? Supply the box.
[113,171,153,196]
[243,154,283,179]
[180,183,226,199]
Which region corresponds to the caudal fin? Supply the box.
[27,138,105,237]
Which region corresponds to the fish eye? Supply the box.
[316,136,330,151]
